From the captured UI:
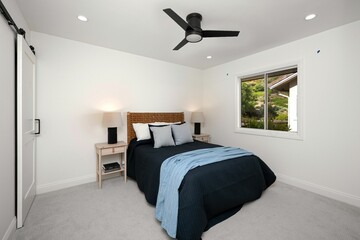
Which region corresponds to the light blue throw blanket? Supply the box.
[155,147,252,238]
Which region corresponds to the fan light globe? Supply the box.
[186,33,202,43]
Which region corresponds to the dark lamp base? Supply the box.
[194,123,201,135]
[107,127,117,144]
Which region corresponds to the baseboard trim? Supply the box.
[36,174,96,194]
[277,173,360,208]
[2,217,16,240]
[35,173,360,207]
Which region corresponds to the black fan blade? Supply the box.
[173,38,188,50]
[202,30,240,38]
[163,8,193,31]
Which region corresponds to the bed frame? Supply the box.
[126,112,184,144]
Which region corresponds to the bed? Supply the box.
[126,112,276,240]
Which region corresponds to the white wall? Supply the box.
[202,20,360,207]
[31,32,203,193]
[0,1,30,239]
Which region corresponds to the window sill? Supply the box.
[234,127,303,141]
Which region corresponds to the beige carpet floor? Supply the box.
[15,178,360,240]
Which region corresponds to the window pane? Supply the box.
[267,70,297,132]
[241,76,264,129]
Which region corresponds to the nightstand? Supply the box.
[192,133,210,143]
[95,141,127,188]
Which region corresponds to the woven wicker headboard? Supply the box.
[127,112,184,144]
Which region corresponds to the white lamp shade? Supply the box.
[103,112,122,127]
[190,112,205,123]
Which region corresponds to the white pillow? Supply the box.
[171,123,194,145]
[133,123,151,141]
[149,125,175,148]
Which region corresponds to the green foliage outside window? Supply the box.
[241,77,290,131]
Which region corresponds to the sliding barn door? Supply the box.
[17,34,37,228]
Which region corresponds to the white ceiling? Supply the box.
[15,0,360,69]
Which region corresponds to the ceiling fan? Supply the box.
[163,8,240,50]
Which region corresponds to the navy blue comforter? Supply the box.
[127,139,276,240]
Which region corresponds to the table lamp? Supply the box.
[190,112,205,135]
[103,112,122,144]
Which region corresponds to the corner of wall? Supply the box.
[1,217,16,240]
[36,174,96,194]
[277,173,360,208]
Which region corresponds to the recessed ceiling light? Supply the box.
[206,56,212,59]
[305,14,316,21]
[77,15,88,22]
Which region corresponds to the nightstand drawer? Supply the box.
[101,146,125,155]
[192,133,210,143]
[113,146,125,154]
[198,137,208,142]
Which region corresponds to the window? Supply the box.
[235,64,302,140]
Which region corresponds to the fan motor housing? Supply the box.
[163,8,240,50]
[186,13,203,42]
[186,13,202,30]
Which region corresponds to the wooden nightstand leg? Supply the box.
[119,154,122,177]
[124,150,127,182]
[98,154,102,188]
[96,153,99,183]
[124,151,127,182]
